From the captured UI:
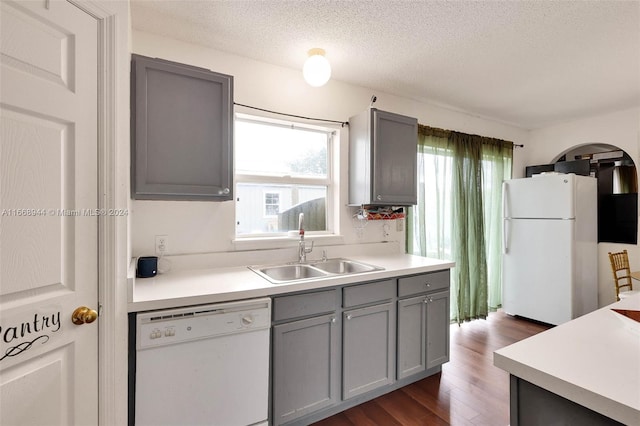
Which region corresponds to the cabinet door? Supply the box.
[343,303,395,400]
[397,295,427,379]
[426,290,450,369]
[131,54,233,200]
[272,314,340,425]
[372,109,417,205]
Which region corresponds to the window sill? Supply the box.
[232,234,345,251]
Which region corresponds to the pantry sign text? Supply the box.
[0,307,62,362]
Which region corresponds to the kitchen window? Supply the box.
[235,116,333,237]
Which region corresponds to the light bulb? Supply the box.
[303,48,331,87]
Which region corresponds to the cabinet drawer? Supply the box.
[398,270,450,297]
[343,279,395,308]
[273,289,338,322]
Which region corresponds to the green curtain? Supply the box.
[407,134,451,260]
[450,132,488,322]
[482,139,513,313]
[408,125,513,323]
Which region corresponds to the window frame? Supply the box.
[234,114,336,239]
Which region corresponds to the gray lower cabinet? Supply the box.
[397,295,427,379]
[271,271,449,425]
[272,289,340,425]
[342,302,395,399]
[272,313,340,425]
[509,376,624,426]
[425,290,450,369]
[397,271,450,380]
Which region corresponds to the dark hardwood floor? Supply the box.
[313,310,551,426]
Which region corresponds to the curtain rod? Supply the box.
[234,102,348,126]
[418,123,524,148]
[233,103,524,147]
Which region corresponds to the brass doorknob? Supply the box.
[72,306,98,325]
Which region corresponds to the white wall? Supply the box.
[527,107,640,306]
[131,30,528,258]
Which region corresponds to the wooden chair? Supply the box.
[608,250,638,301]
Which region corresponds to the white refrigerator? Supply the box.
[502,173,597,325]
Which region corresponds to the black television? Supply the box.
[554,159,591,176]
[525,164,554,177]
[598,193,638,244]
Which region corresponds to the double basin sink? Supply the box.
[249,258,384,284]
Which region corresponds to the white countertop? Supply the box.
[494,293,640,425]
[129,253,454,312]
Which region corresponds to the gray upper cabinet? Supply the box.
[131,54,233,200]
[349,108,418,206]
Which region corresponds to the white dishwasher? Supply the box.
[134,298,271,426]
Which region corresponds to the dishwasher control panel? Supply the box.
[136,298,271,350]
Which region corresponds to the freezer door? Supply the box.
[502,218,574,325]
[503,174,575,219]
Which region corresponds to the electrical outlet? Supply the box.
[396,218,404,232]
[155,235,169,255]
[382,223,391,239]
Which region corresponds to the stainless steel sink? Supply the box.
[249,258,383,284]
[309,258,381,274]
[256,264,327,282]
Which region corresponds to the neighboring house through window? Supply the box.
[264,192,280,217]
[235,115,333,237]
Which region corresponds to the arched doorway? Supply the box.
[554,144,637,244]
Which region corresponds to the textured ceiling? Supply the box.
[130,0,640,129]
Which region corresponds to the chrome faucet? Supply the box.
[298,213,314,263]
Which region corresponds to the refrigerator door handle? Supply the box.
[502,182,508,220]
[503,218,508,254]
[502,183,508,254]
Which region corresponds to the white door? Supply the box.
[0,1,98,424]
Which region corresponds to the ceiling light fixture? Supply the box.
[303,48,331,87]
